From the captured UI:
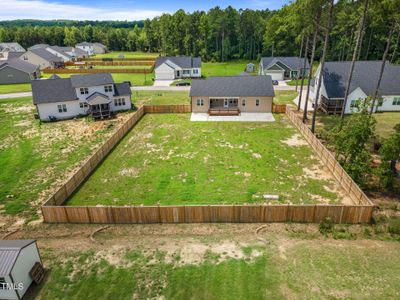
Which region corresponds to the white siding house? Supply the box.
[312,61,400,114]
[32,73,132,121]
[154,57,202,80]
[0,240,43,300]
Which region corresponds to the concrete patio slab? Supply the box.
[190,112,275,122]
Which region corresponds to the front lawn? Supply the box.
[133,91,189,106]
[67,113,346,206]
[0,83,32,94]
[0,97,133,217]
[287,79,309,86]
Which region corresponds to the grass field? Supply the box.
[133,90,190,106]
[0,83,32,94]
[202,60,257,77]
[316,112,400,139]
[28,223,400,300]
[274,90,298,105]
[93,51,160,58]
[42,73,154,86]
[67,113,347,206]
[0,97,132,216]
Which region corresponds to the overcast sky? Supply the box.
[0,0,290,21]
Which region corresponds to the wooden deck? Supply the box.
[208,107,241,116]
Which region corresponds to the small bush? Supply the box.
[319,217,334,234]
[388,218,400,235]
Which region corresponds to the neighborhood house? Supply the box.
[0,240,43,300]
[32,73,132,121]
[312,61,400,114]
[21,48,64,69]
[155,56,202,80]
[190,76,275,115]
[259,57,309,80]
[0,42,26,53]
[76,42,108,55]
[0,58,40,84]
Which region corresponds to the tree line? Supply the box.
[0,1,398,63]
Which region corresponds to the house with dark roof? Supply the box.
[190,76,275,116]
[312,61,400,114]
[259,57,309,81]
[76,42,108,55]
[0,59,40,84]
[155,56,202,80]
[20,48,64,69]
[32,73,132,121]
[0,240,43,300]
[27,44,49,51]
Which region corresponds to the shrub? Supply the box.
[319,217,334,234]
[388,218,400,235]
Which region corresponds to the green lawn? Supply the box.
[67,113,344,206]
[133,90,189,106]
[42,73,154,86]
[202,60,257,77]
[93,51,160,58]
[32,234,400,300]
[0,97,129,217]
[287,79,309,86]
[316,112,400,139]
[66,65,153,70]
[273,90,298,105]
[0,83,32,94]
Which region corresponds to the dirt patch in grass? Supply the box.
[282,133,309,147]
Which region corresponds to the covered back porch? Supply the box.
[86,92,112,119]
[208,98,240,116]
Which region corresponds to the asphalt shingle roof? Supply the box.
[0,240,35,276]
[114,83,132,96]
[30,48,63,62]
[70,73,114,88]
[0,42,25,52]
[28,44,49,51]
[322,61,400,98]
[0,58,38,73]
[32,77,78,104]
[261,57,309,71]
[155,56,201,69]
[190,76,275,97]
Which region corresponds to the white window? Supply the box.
[197,99,204,106]
[193,69,199,74]
[392,97,400,105]
[183,70,190,75]
[242,99,246,107]
[105,85,113,93]
[79,102,88,108]
[57,104,67,113]
[80,87,88,95]
[256,99,260,106]
[350,100,357,108]
[122,98,125,105]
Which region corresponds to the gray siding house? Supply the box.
[155,56,202,80]
[0,59,40,84]
[259,57,309,80]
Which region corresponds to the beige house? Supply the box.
[190,76,275,115]
[20,48,63,70]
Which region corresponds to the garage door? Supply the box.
[266,71,284,81]
[155,71,175,80]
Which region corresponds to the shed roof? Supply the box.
[0,240,36,276]
[190,76,275,97]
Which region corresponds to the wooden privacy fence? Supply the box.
[41,104,375,224]
[43,67,153,74]
[80,57,156,62]
[286,107,373,206]
[272,104,286,113]
[66,61,155,67]
[42,204,374,224]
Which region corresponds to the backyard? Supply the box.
[16,222,400,300]
[0,96,134,217]
[67,113,349,206]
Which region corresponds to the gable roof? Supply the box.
[0,42,25,52]
[261,57,309,71]
[32,77,78,104]
[70,73,114,88]
[155,56,201,69]
[0,240,36,276]
[30,48,63,62]
[0,58,38,73]
[114,82,132,96]
[321,61,400,98]
[190,76,275,97]
[28,44,49,51]
[47,46,73,59]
